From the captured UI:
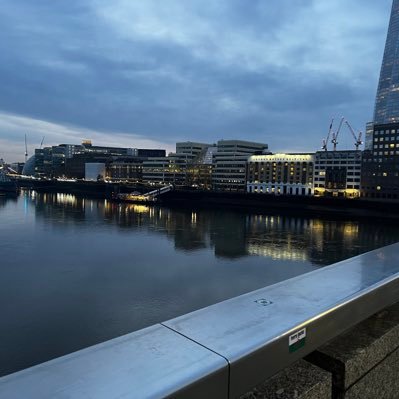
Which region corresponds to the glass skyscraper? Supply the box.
[361,0,399,200]
[374,0,399,124]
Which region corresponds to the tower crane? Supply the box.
[322,118,334,151]
[331,117,345,151]
[345,121,363,150]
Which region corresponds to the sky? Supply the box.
[0,0,393,162]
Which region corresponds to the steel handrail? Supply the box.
[1,243,399,398]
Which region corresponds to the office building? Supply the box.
[142,142,213,186]
[374,0,399,125]
[361,124,399,199]
[107,158,144,182]
[185,146,217,189]
[212,140,268,191]
[314,151,362,198]
[30,141,165,179]
[175,142,212,161]
[361,0,399,200]
[247,153,314,196]
[85,163,106,181]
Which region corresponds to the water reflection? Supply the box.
[23,191,399,265]
[1,191,399,377]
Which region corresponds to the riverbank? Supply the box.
[160,190,399,220]
[15,178,399,220]
[16,178,151,198]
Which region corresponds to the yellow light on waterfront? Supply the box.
[128,204,149,213]
[343,224,359,237]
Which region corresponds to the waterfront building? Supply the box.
[85,163,106,181]
[185,146,217,189]
[212,140,268,192]
[361,123,399,199]
[175,142,212,161]
[374,0,399,125]
[142,157,171,183]
[142,142,213,186]
[9,162,25,175]
[314,151,362,198]
[21,156,35,176]
[364,122,374,151]
[64,153,111,179]
[247,153,314,196]
[142,156,187,185]
[361,0,399,200]
[29,141,165,179]
[107,158,144,182]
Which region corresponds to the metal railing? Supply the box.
[1,243,399,398]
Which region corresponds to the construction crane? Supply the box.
[322,118,334,151]
[345,121,363,150]
[40,136,45,149]
[24,134,28,163]
[331,117,345,151]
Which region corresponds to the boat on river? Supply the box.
[115,185,173,204]
[116,191,158,204]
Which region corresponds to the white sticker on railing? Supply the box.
[289,328,307,353]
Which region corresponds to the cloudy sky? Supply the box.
[0,0,393,161]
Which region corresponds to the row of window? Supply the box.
[374,129,399,135]
[316,153,360,159]
[314,184,360,189]
[249,180,311,184]
[314,165,360,170]
[373,151,399,156]
[248,161,311,165]
[248,186,312,196]
[314,171,360,176]
[316,161,360,165]
[314,178,360,182]
[365,157,399,162]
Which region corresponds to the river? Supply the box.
[1,191,398,376]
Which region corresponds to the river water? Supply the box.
[1,191,398,376]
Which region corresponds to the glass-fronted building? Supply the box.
[361,123,399,199]
[362,0,399,200]
[374,0,399,124]
[314,151,362,198]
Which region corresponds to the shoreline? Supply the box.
[15,178,399,220]
[160,190,399,221]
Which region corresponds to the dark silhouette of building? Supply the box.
[31,141,165,179]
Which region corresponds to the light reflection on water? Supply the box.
[0,191,398,376]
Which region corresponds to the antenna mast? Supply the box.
[24,134,28,163]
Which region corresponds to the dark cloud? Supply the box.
[0,0,394,160]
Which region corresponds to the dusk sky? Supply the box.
[0,0,393,162]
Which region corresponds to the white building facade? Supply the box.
[247,153,314,196]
